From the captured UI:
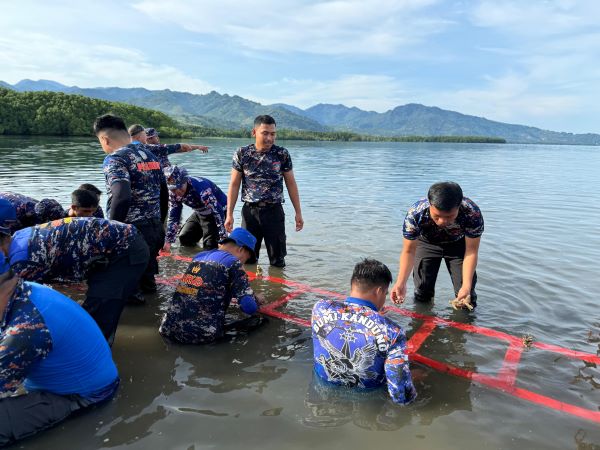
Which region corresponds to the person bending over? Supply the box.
[390,182,484,309]
[312,258,417,405]
[159,228,264,344]
[0,217,149,345]
[162,165,227,253]
[0,193,65,233]
[0,250,119,446]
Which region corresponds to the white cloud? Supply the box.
[133,0,449,55]
[425,73,581,125]
[471,0,600,37]
[0,31,215,93]
[249,75,410,111]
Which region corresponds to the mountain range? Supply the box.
[3,79,599,145]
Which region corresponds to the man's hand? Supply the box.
[295,213,304,231]
[224,214,234,233]
[455,285,471,302]
[255,293,266,306]
[390,281,407,305]
[161,242,172,254]
[179,144,209,153]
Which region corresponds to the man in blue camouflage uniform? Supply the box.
[95,115,166,295]
[128,124,209,169]
[0,249,119,446]
[312,259,417,405]
[162,165,227,253]
[159,228,264,344]
[0,192,66,233]
[0,217,149,344]
[391,181,484,309]
[225,115,303,267]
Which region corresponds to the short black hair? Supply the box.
[71,189,99,208]
[78,183,102,197]
[93,114,127,135]
[351,258,392,291]
[428,182,463,211]
[254,115,276,127]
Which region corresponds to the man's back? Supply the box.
[8,217,137,282]
[312,298,416,404]
[103,143,163,223]
[1,281,118,400]
[159,249,254,344]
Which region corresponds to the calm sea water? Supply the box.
[0,136,599,449]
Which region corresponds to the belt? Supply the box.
[245,201,280,208]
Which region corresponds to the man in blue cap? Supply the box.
[162,165,227,253]
[0,193,66,233]
[159,227,265,344]
[0,248,120,446]
[0,217,149,344]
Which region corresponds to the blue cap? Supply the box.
[145,127,159,138]
[0,198,17,235]
[163,165,189,190]
[0,250,10,275]
[220,228,257,259]
[34,199,66,222]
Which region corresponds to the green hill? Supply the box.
[0,88,190,137]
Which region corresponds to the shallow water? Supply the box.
[1,136,599,449]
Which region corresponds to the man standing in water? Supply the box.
[390,181,484,308]
[94,114,164,295]
[224,115,303,267]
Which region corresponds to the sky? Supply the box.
[1,0,599,134]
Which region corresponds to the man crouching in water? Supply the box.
[311,259,417,405]
[159,228,265,344]
[0,248,119,446]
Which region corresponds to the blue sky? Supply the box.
[1,0,599,133]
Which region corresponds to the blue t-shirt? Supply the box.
[0,281,118,401]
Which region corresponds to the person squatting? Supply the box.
[0,112,484,445]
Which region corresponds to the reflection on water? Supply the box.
[1,136,600,449]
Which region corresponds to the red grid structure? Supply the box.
[157,254,600,424]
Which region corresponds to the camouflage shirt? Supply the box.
[159,249,258,344]
[312,297,417,405]
[166,177,228,244]
[0,192,39,232]
[0,280,118,400]
[232,144,293,203]
[403,197,484,244]
[140,143,182,169]
[103,143,163,223]
[8,217,137,283]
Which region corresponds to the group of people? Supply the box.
[0,113,483,446]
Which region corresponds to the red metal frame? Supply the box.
[157,254,600,424]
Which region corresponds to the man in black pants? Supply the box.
[390,182,484,309]
[94,114,166,295]
[224,115,304,267]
